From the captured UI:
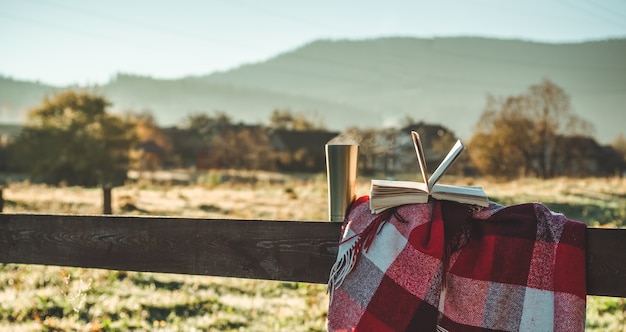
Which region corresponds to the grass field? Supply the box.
[0,172,625,331]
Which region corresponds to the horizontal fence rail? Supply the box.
[0,214,624,297]
[0,214,342,284]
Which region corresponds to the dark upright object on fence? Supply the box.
[102,186,112,215]
[0,188,3,213]
[325,144,358,222]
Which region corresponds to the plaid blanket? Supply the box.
[327,197,586,332]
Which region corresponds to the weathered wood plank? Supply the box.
[0,214,624,297]
[0,214,342,284]
[585,228,626,297]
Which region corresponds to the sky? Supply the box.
[1,0,625,86]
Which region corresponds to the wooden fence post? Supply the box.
[0,188,3,213]
[102,186,112,215]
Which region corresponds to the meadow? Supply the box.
[0,172,624,331]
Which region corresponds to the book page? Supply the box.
[371,179,429,192]
[431,184,486,195]
[431,184,489,207]
[428,140,465,190]
[411,131,429,188]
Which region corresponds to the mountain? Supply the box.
[1,37,625,143]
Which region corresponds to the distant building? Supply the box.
[0,124,22,147]
[0,124,22,172]
[398,122,458,167]
[269,129,339,172]
[164,124,339,172]
[134,140,167,171]
[362,122,459,177]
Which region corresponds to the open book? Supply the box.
[370,131,489,213]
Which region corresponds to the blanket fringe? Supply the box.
[327,210,393,304]
[327,235,359,303]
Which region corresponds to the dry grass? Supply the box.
[3,174,332,221]
[0,173,625,330]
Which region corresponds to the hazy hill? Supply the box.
[0,77,59,121]
[1,37,624,142]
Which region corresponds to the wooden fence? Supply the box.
[0,213,624,298]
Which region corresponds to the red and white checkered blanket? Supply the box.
[327,196,586,332]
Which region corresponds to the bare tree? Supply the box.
[469,79,594,179]
[526,79,593,177]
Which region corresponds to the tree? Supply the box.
[173,112,233,168]
[181,111,232,140]
[613,134,626,160]
[469,79,593,179]
[469,96,538,178]
[127,111,172,171]
[11,90,135,186]
[208,127,275,170]
[526,79,593,177]
[268,109,325,131]
[133,112,171,151]
[176,112,275,170]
